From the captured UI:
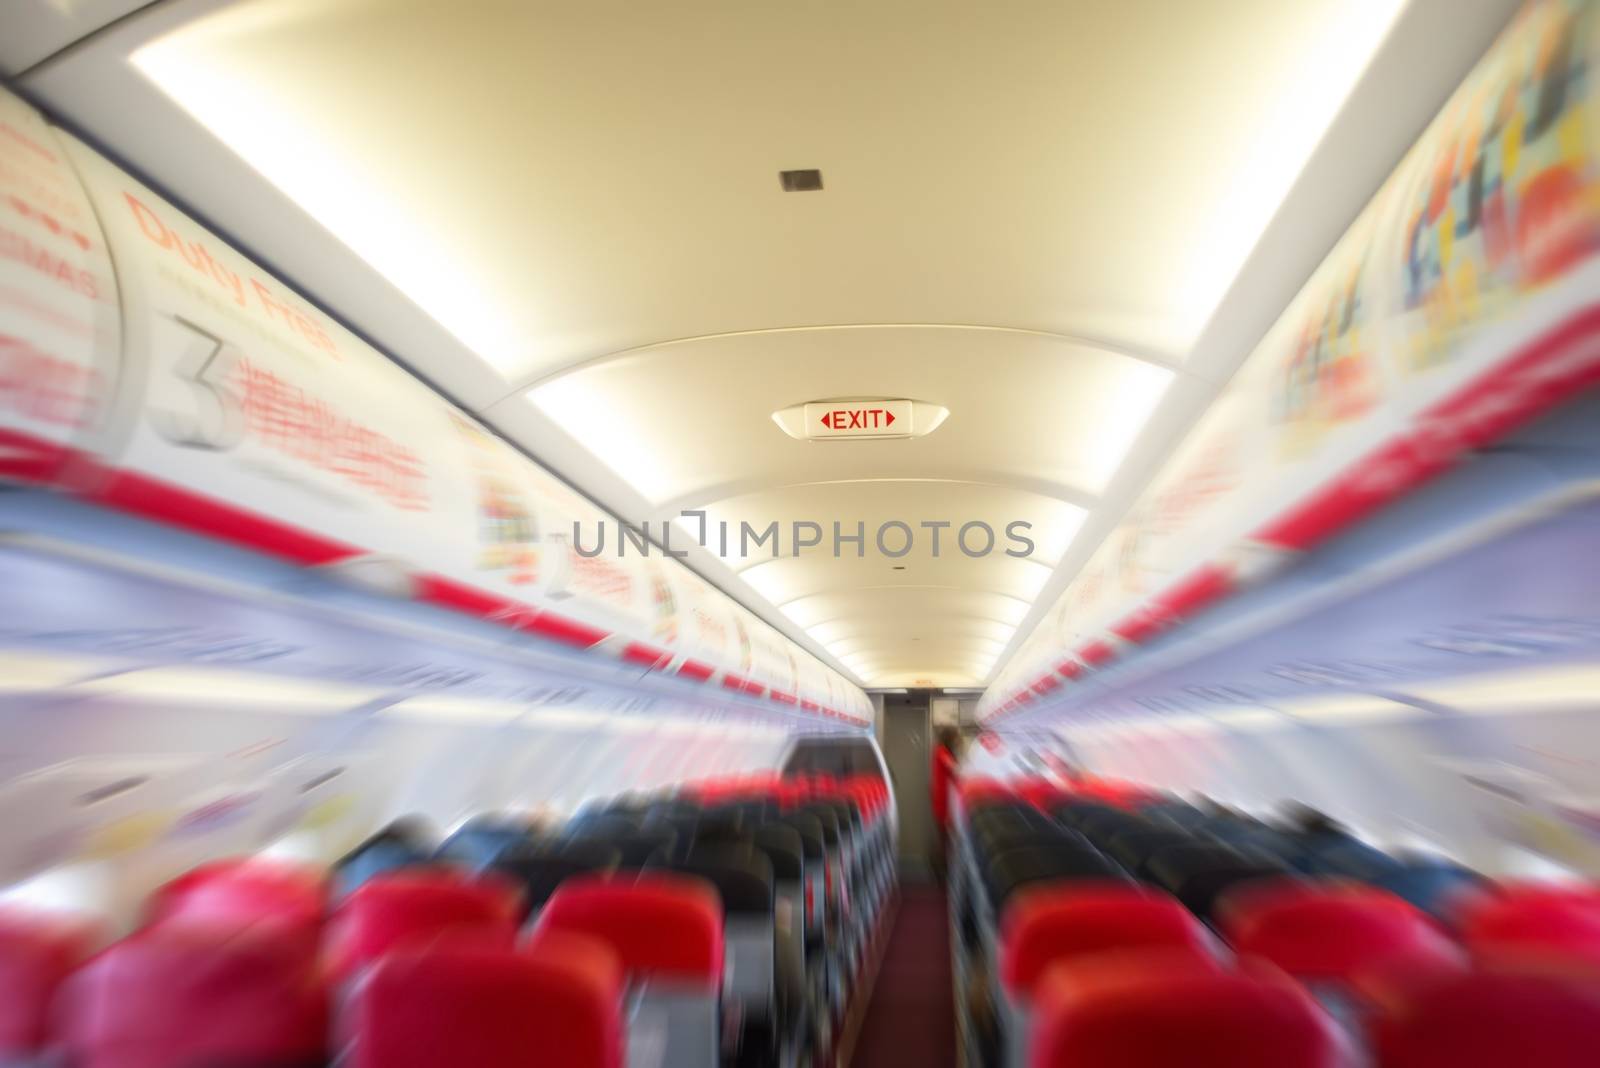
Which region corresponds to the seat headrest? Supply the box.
[147,858,327,932]
[999,885,1214,996]
[1219,879,1460,981]
[349,938,623,1068]
[326,871,522,979]
[59,926,327,1068]
[535,872,725,985]
[1452,883,1600,965]
[0,911,99,1055]
[1371,966,1600,1068]
[1031,955,1342,1067]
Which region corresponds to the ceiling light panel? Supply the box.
[128,0,1403,388]
[525,328,1171,507]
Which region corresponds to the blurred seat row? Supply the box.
[0,771,892,1068]
[949,774,1600,1068]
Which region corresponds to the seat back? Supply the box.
[984,845,1127,917]
[996,885,1215,1068]
[346,936,624,1068]
[1029,955,1344,1068]
[325,870,522,980]
[773,813,827,943]
[1104,829,1203,879]
[1371,861,1483,917]
[1371,967,1600,1068]
[1219,880,1460,988]
[333,820,436,896]
[568,829,680,867]
[146,859,326,946]
[436,817,542,870]
[492,840,622,915]
[59,927,327,1068]
[1000,884,1216,995]
[975,827,1091,871]
[0,911,97,1058]
[668,847,777,1026]
[535,873,724,1068]
[567,814,645,840]
[1145,843,1290,921]
[1452,883,1600,967]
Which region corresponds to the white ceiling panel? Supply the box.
[16,0,1509,688]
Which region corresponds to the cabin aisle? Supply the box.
[848,884,956,1068]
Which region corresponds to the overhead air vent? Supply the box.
[779,168,824,192]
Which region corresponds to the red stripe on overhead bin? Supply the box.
[89,468,358,566]
[721,674,749,693]
[415,579,605,651]
[799,699,820,713]
[769,691,797,705]
[1056,660,1083,679]
[0,428,75,484]
[526,612,609,650]
[1255,306,1600,552]
[1031,676,1060,696]
[1110,610,1162,645]
[414,575,521,619]
[677,659,715,682]
[1152,563,1234,621]
[621,642,671,669]
[1077,640,1115,667]
[1112,565,1234,644]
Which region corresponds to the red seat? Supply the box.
[532,872,723,987]
[1029,954,1345,1068]
[0,911,98,1057]
[999,884,1215,998]
[147,859,327,941]
[325,870,522,980]
[1220,880,1461,983]
[959,777,1016,810]
[345,933,624,1068]
[58,926,327,1068]
[1452,883,1600,967]
[1370,967,1600,1067]
[1016,777,1070,812]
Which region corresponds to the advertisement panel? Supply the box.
[0,114,868,725]
[0,89,119,484]
[986,0,1600,720]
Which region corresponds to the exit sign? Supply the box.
[804,399,914,440]
[771,399,949,441]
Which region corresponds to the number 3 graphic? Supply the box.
[148,316,244,451]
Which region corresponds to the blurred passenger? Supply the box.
[931,725,962,881]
